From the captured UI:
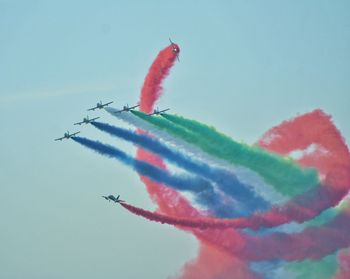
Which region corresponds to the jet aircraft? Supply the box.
[169,38,180,61]
[54,131,80,141]
[74,116,100,125]
[114,103,139,113]
[102,195,125,203]
[149,107,170,115]
[87,101,113,111]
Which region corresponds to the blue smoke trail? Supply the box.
[91,121,270,216]
[72,136,235,215]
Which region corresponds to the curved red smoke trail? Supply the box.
[121,109,350,231]
[132,41,349,275]
[333,248,350,279]
[139,43,180,113]
[125,106,350,262]
[135,42,257,278]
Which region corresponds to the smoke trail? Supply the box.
[259,110,349,160]
[131,44,257,276]
[105,107,237,170]
[105,107,286,204]
[119,178,349,230]
[242,209,350,262]
[257,111,350,277]
[177,243,262,279]
[131,110,319,197]
[333,248,350,279]
[121,201,350,261]
[139,42,180,113]
[134,42,257,275]
[91,121,270,216]
[72,136,241,216]
[131,42,212,229]
[285,254,337,279]
[258,109,350,179]
[72,136,211,193]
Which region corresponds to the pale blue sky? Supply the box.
[1,1,349,278]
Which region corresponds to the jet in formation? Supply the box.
[74,116,100,125]
[149,107,170,115]
[114,103,140,113]
[88,101,113,111]
[54,131,80,141]
[102,195,125,203]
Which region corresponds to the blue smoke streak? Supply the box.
[72,136,236,215]
[91,121,270,216]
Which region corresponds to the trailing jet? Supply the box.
[74,116,100,125]
[87,101,113,111]
[114,103,139,113]
[54,131,80,141]
[169,38,180,61]
[102,195,125,203]
[149,107,170,115]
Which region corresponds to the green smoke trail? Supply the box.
[285,204,348,278]
[131,111,319,196]
[286,253,337,279]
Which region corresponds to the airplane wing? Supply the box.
[87,107,96,111]
[54,137,64,141]
[90,117,100,122]
[103,101,113,106]
[74,121,83,125]
[70,131,80,137]
[130,104,140,109]
[114,108,125,113]
[149,110,158,115]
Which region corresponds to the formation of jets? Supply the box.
[55,100,169,141]
[55,39,179,206]
[102,195,125,203]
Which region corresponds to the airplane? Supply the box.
[114,103,140,113]
[169,38,180,61]
[74,116,100,125]
[149,107,170,115]
[102,194,125,203]
[54,131,80,141]
[87,101,113,111]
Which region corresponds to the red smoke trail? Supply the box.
[258,109,349,173]
[135,42,200,217]
[120,169,350,230]
[125,106,350,262]
[139,43,180,113]
[121,201,350,261]
[133,42,350,275]
[258,109,350,274]
[135,43,255,278]
[177,243,262,279]
[333,248,350,279]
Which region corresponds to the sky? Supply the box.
[0,1,349,278]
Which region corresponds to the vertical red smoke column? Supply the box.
[139,43,180,113]
[136,41,188,213]
[136,43,258,278]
